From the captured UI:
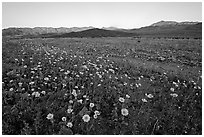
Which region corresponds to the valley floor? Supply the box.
[2,37,202,135]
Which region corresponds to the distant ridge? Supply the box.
[2,21,202,38]
[2,26,95,36]
[38,28,135,38]
[101,27,123,30]
[126,21,202,38]
[150,21,200,26]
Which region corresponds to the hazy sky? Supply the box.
[2,2,202,29]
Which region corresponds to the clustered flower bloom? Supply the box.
[82,114,91,122]
[93,110,100,119]
[94,110,100,115]
[121,108,129,116]
[47,113,54,120]
[32,91,40,97]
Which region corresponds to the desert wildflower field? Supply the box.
[2,37,202,135]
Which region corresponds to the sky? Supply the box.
[2,2,202,29]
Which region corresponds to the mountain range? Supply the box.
[150,21,199,26]
[2,21,202,38]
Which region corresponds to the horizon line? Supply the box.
[2,20,202,30]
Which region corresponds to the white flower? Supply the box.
[124,82,127,86]
[18,82,23,87]
[66,122,73,128]
[98,75,102,78]
[83,95,87,98]
[64,70,70,75]
[94,110,100,115]
[32,92,40,97]
[74,86,78,89]
[67,108,73,114]
[77,99,83,104]
[31,92,35,96]
[170,87,175,92]
[79,72,84,75]
[119,97,125,103]
[89,103,95,108]
[126,94,130,98]
[41,91,46,95]
[62,117,67,122]
[46,113,54,120]
[145,93,154,98]
[170,93,178,97]
[109,69,115,73]
[82,114,90,122]
[31,71,35,74]
[173,81,177,85]
[121,108,129,116]
[69,100,73,104]
[81,65,88,69]
[93,114,98,119]
[72,89,77,97]
[30,81,35,85]
[142,98,148,102]
[44,77,49,81]
[136,84,139,88]
[60,69,64,72]
[35,92,40,97]
[9,88,14,92]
